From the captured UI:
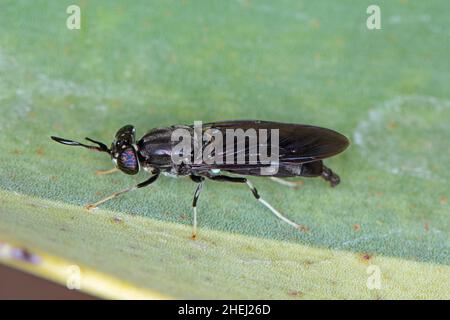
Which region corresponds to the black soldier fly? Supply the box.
[51,120,349,239]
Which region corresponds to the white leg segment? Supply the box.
[270,177,303,188]
[245,180,301,229]
[192,181,203,239]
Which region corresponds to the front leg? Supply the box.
[85,172,160,210]
[269,177,303,189]
[189,175,205,240]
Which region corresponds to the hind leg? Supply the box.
[269,177,304,189]
[205,174,303,229]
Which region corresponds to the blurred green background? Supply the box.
[0,0,449,298]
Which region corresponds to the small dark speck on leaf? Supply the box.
[52,123,63,131]
[10,247,41,264]
[288,290,303,297]
[27,111,37,119]
[360,253,372,263]
[298,225,310,233]
[180,214,187,220]
[373,191,383,198]
[387,121,398,130]
[36,147,45,156]
[244,245,255,252]
[112,216,123,224]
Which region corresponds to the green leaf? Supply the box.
[0,0,449,298]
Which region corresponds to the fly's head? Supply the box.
[51,124,140,175]
[110,125,140,175]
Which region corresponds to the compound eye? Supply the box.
[117,147,139,175]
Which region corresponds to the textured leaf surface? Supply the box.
[1,190,449,299]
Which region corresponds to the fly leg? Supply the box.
[269,177,303,189]
[85,173,160,210]
[190,175,205,240]
[207,175,303,230]
[321,165,340,187]
[95,168,120,175]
